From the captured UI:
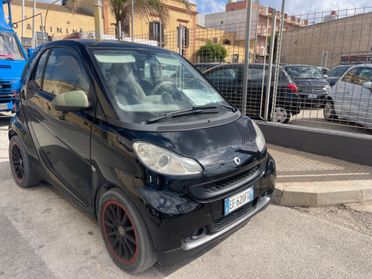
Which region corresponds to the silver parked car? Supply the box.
[324,64,372,128]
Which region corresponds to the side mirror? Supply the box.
[52,90,90,112]
[323,74,328,79]
[362,81,372,90]
[27,48,35,59]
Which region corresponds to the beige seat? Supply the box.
[108,63,146,106]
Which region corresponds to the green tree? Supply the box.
[197,42,227,62]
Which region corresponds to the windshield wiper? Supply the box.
[146,105,223,124]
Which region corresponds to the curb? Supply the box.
[272,183,372,207]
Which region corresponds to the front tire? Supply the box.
[9,135,40,188]
[98,188,156,274]
[324,100,337,120]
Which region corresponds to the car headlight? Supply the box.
[252,121,266,152]
[324,85,331,92]
[133,141,202,176]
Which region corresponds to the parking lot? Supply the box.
[0,114,371,279]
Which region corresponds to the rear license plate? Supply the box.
[0,103,8,110]
[224,187,254,216]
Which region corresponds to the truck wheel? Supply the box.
[98,188,156,273]
[9,135,40,188]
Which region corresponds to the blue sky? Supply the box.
[193,0,372,15]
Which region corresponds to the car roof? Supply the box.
[283,64,318,67]
[39,39,169,52]
[349,64,372,68]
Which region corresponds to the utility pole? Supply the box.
[242,0,252,115]
[21,0,24,38]
[32,0,36,47]
[271,0,286,121]
[264,10,276,121]
[131,0,134,42]
[93,0,103,40]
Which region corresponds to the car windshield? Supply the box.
[92,49,229,124]
[328,65,351,77]
[285,66,323,79]
[0,32,25,61]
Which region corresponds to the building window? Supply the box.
[212,37,218,43]
[149,21,164,42]
[223,39,231,45]
[177,25,189,49]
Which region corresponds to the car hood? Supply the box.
[293,78,329,87]
[125,116,261,178]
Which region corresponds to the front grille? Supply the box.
[0,81,12,94]
[204,165,260,193]
[208,199,258,233]
[299,86,325,93]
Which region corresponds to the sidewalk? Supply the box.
[269,145,372,207]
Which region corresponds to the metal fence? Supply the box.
[50,3,372,136]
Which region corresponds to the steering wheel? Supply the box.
[150,80,178,96]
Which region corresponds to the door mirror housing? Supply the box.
[362,81,372,90]
[52,90,90,112]
[27,48,35,59]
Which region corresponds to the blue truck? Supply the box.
[0,0,27,112]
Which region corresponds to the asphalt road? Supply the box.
[0,114,372,279]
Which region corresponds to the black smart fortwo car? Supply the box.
[8,40,276,273]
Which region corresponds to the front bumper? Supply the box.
[182,194,271,251]
[139,153,276,262]
[299,93,327,107]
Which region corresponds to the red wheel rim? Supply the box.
[101,200,139,265]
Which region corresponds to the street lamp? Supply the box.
[61,0,103,41]
[44,0,60,34]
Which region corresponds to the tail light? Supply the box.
[287,83,298,94]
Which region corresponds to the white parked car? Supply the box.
[324,64,372,128]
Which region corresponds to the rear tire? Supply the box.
[98,188,156,274]
[324,100,337,120]
[273,107,291,124]
[9,135,40,188]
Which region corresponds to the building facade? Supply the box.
[281,12,372,67]
[204,0,307,61]
[9,0,95,43]
[7,0,197,58]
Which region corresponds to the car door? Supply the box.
[354,67,372,127]
[333,68,358,120]
[24,47,95,205]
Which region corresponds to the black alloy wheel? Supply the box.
[98,188,156,273]
[11,143,24,181]
[9,135,40,188]
[102,200,138,264]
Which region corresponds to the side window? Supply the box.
[342,68,359,84]
[206,68,237,81]
[43,48,90,96]
[33,50,49,88]
[358,68,372,83]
